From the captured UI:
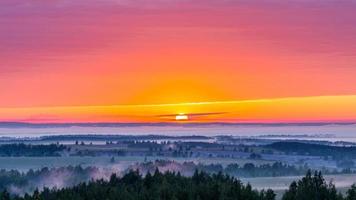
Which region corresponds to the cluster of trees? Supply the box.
[0,170,275,200]
[282,170,356,200]
[0,166,96,192]
[266,142,356,160]
[0,144,66,157]
[196,162,310,177]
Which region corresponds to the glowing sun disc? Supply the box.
[175,114,189,121]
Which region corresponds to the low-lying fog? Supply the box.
[241,174,356,191]
[1,124,356,142]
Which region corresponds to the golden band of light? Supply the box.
[0,95,355,123]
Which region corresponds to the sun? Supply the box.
[175,113,189,121]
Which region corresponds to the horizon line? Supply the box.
[1,121,356,127]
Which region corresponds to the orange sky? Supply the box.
[0,0,356,123]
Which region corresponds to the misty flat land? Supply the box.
[1,124,356,199]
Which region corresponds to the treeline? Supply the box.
[0,144,66,157]
[266,142,356,160]
[132,160,352,178]
[200,162,310,177]
[1,170,276,200]
[2,169,356,200]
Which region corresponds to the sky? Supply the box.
[0,0,356,123]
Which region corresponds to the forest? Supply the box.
[0,159,355,197]
[1,170,276,200]
[266,142,356,160]
[0,144,66,157]
[0,161,338,194]
[2,170,356,200]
